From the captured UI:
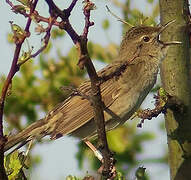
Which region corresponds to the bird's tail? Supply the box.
[4,119,46,152]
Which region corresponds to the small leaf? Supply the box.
[18,51,32,63]
[83,1,96,11]
[10,22,24,35]
[35,24,46,35]
[12,5,26,14]
[9,21,26,43]
[8,151,23,179]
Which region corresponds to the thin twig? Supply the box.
[18,17,55,66]
[45,0,80,43]
[0,0,39,132]
[5,0,14,7]
[106,5,133,27]
[64,0,78,18]
[0,1,39,179]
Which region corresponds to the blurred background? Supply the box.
[0,0,184,179]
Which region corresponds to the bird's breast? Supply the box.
[104,60,159,130]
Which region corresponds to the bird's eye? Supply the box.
[143,36,150,42]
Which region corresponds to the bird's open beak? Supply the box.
[157,20,182,46]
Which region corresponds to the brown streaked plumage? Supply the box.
[5,22,179,152]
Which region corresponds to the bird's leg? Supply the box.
[25,139,34,157]
[84,139,103,162]
[84,139,117,178]
[68,86,120,177]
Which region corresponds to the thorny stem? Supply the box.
[82,1,113,177]
[44,0,115,178]
[1,0,53,178]
[1,0,39,134]
[1,0,38,126]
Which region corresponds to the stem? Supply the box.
[0,0,39,179]
[44,0,114,177]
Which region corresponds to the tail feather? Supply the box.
[4,119,45,152]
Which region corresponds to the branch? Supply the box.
[1,0,53,178]
[45,0,115,178]
[2,0,39,139]
[63,0,78,18]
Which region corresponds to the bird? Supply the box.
[4,20,180,152]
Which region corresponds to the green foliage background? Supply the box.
[1,0,168,179]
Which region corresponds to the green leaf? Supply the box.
[12,5,26,14]
[10,22,24,35]
[7,151,22,179]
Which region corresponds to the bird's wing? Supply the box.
[47,61,136,139]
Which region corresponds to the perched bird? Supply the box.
[4,21,180,152]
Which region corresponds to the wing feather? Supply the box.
[49,77,121,139]
[47,61,138,139]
